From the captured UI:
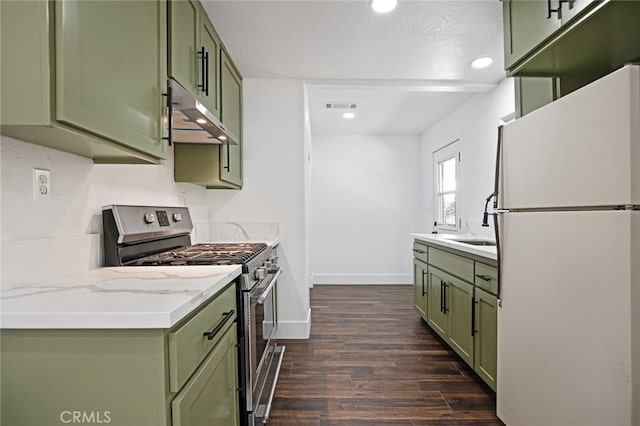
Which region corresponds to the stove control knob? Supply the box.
[143,213,155,224]
[255,268,267,280]
[173,213,182,222]
[269,256,279,265]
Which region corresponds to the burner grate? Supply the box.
[131,242,268,266]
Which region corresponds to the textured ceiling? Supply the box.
[202,0,506,133]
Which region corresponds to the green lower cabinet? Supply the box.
[474,288,498,392]
[1,329,171,426]
[413,240,498,391]
[426,266,447,339]
[413,259,428,319]
[172,324,239,426]
[0,284,240,426]
[446,276,474,367]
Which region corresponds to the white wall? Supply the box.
[0,136,208,286]
[311,134,422,284]
[421,78,515,236]
[206,79,311,339]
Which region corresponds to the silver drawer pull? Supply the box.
[475,274,492,282]
[203,310,235,341]
[413,249,426,254]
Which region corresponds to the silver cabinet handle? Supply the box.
[413,249,426,254]
[475,274,492,282]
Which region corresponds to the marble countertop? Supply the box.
[411,233,497,261]
[0,265,241,329]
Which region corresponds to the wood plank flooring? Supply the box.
[268,285,503,426]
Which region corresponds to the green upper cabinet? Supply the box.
[503,0,640,78]
[0,0,167,164]
[172,1,243,190]
[55,0,166,159]
[168,0,220,118]
[560,0,596,23]
[503,0,562,70]
[220,49,243,188]
[199,9,221,117]
[169,0,199,96]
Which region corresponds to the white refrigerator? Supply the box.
[496,65,640,426]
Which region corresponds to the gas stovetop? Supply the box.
[130,243,269,266]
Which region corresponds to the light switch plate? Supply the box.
[33,168,51,200]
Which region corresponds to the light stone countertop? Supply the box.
[411,233,498,261]
[0,265,241,329]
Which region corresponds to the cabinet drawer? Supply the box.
[428,247,474,283]
[169,282,236,392]
[172,323,239,426]
[475,263,498,295]
[412,241,429,264]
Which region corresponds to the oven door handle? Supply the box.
[257,268,282,304]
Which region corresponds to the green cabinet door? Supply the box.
[503,0,562,70]
[560,0,596,23]
[197,7,220,117]
[427,266,447,340]
[220,49,243,187]
[0,0,50,126]
[413,259,428,319]
[514,76,559,118]
[172,323,240,426]
[474,288,498,391]
[55,0,166,159]
[446,275,474,367]
[169,0,199,95]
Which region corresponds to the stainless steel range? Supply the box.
[102,205,285,425]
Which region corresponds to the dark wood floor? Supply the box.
[269,285,503,426]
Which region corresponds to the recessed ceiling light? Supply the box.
[342,112,355,119]
[370,0,397,14]
[471,56,493,69]
[196,118,207,124]
[218,135,227,140]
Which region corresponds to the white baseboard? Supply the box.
[276,308,311,339]
[312,274,412,285]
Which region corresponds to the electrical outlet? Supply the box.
[33,168,51,200]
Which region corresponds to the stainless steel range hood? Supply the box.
[169,79,238,145]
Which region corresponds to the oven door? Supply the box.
[245,268,282,420]
[251,268,280,378]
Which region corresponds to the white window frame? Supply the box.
[433,140,461,232]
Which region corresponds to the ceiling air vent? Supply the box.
[324,102,358,109]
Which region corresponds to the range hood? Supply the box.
[168,79,238,145]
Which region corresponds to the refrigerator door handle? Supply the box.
[494,125,503,210]
[494,212,502,306]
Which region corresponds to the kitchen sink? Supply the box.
[450,239,497,246]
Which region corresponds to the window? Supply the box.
[433,140,460,230]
